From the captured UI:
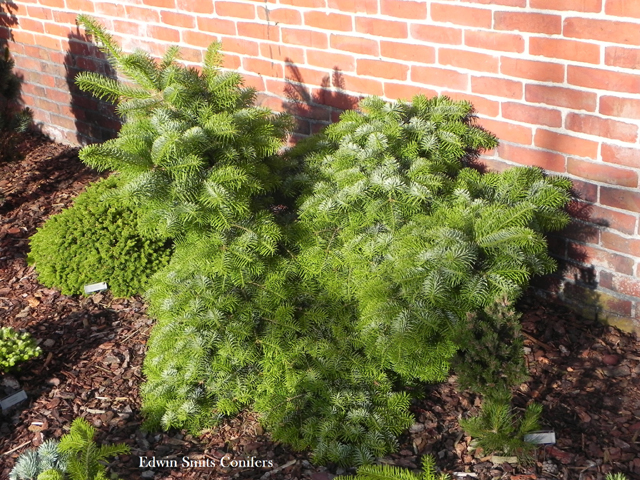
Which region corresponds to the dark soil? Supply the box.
[1,131,639,480]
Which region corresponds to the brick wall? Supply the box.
[3,0,640,331]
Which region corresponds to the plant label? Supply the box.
[84,282,108,294]
[524,430,556,445]
[0,389,27,412]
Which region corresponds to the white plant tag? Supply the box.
[84,282,108,294]
[524,430,556,444]
[1,390,28,411]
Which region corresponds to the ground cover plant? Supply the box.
[40,15,577,469]
[0,326,41,372]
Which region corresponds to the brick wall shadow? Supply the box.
[64,28,121,145]
[281,60,360,140]
[0,1,17,45]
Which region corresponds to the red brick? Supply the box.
[380,43,434,65]
[439,48,498,73]
[28,33,58,50]
[216,2,256,19]
[328,0,378,13]
[176,0,214,13]
[123,6,158,21]
[260,43,304,64]
[357,59,409,80]
[529,37,600,65]
[602,143,640,169]
[568,66,640,94]
[384,82,438,101]
[564,17,640,46]
[531,0,601,10]
[478,118,532,145]
[567,158,638,187]
[221,37,260,56]
[567,243,634,275]
[411,66,468,90]
[142,0,175,8]
[471,76,522,99]
[411,24,462,44]
[182,30,217,48]
[19,18,44,33]
[381,0,427,19]
[606,0,640,18]
[340,74,384,96]
[242,73,266,92]
[11,31,36,46]
[222,53,241,71]
[307,49,356,72]
[243,57,283,78]
[526,85,597,111]
[147,26,180,43]
[94,2,125,16]
[588,205,637,235]
[197,17,236,36]
[601,272,640,298]
[312,87,360,110]
[500,57,564,83]
[257,7,302,25]
[571,178,598,203]
[431,4,492,28]
[601,186,640,213]
[494,12,562,34]
[442,91,500,117]
[332,34,379,56]
[160,11,195,28]
[458,0,525,5]
[355,17,408,38]
[237,22,280,41]
[498,143,565,172]
[534,129,598,158]
[38,0,64,7]
[28,6,54,21]
[282,27,328,49]
[285,64,329,87]
[281,0,325,6]
[605,46,640,69]
[305,11,352,32]
[502,102,562,128]
[601,231,640,257]
[465,30,525,53]
[566,113,638,143]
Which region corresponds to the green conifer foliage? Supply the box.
[74,15,293,240]
[29,177,172,297]
[295,96,571,383]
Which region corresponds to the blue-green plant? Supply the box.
[9,440,66,480]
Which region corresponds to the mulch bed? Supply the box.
[0,131,639,480]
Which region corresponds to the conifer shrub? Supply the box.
[0,327,41,372]
[29,176,172,297]
[70,15,573,467]
[451,300,528,402]
[335,455,449,480]
[74,15,293,240]
[0,46,32,134]
[9,440,66,480]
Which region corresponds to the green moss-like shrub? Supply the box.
[29,176,172,297]
[0,327,41,372]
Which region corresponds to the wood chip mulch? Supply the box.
[1,131,639,480]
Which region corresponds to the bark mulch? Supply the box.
[1,131,639,480]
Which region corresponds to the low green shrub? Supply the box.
[29,176,172,297]
[451,300,528,402]
[336,455,449,480]
[460,399,541,462]
[0,327,41,372]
